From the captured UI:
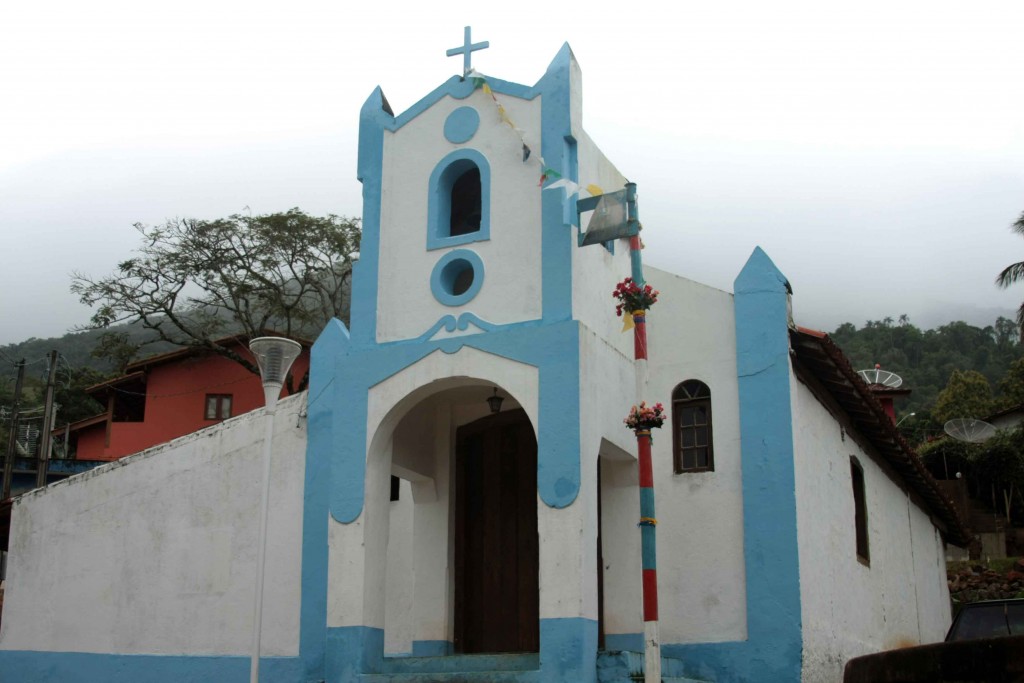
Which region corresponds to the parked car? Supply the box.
[844,599,1024,682]
[945,598,1024,641]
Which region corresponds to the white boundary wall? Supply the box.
[0,393,308,657]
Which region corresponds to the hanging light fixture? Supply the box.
[486,387,504,414]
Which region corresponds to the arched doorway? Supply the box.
[453,409,539,654]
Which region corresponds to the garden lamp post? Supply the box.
[248,337,302,683]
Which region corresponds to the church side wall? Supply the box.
[633,267,748,645]
[791,380,952,683]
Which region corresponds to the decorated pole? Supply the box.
[614,183,663,683]
[585,182,661,682]
[624,403,664,683]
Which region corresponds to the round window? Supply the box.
[430,250,484,306]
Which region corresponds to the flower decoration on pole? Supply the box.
[614,277,659,359]
[612,277,659,318]
[624,401,666,432]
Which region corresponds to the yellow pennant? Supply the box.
[482,83,492,95]
[622,314,635,332]
[586,183,604,197]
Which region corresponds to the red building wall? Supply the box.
[75,348,310,461]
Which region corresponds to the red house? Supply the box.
[63,335,311,461]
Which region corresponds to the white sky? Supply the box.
[1,0,1022,345]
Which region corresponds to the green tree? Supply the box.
[72,208,360,378]
[932,370,994,424]
[995,210,1024,329]
[996,357,1024,408]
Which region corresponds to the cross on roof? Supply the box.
[446,26,489,76]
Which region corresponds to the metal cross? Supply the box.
[446,26,489,76]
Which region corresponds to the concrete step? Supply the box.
[363,672,538,683]
[366,652,540,682]
[379,653,538,675]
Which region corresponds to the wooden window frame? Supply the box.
[850,456,870,565]
[204,394,233,421]
[672,380,714,473]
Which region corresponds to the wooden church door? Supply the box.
[454,409,539,654]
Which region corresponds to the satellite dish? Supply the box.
[944,418,997,444]
[857,364,903,388]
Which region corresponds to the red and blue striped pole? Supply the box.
[624,183,661,683]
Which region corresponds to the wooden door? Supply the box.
[454,410,539,654]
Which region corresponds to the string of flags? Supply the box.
[468,69,603,198]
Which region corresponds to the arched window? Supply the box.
[427,149,491,250]
[672,380,713,473]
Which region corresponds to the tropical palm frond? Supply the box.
[1012,211,1024,236]
[996,261,1024,288]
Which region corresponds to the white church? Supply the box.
[0,37,968,683]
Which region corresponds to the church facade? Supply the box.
[0,42,967,683]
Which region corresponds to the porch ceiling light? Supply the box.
[487,387,504,414]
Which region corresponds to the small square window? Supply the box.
[205,394,232,420]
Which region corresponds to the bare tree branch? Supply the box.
[72,208,360,384]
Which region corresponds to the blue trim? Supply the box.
[537,44,576,323]
[297,320,348,680]
[653,246,804,683]
[416,312,502,342]
[312,320,582,524]
[444,106,480,143]
[430,249,485,306]
[326,626,384,680]
[0,652,306,683]
[410,640,454,657]
[602,632,644,652]
[540,618,598,683]
[427,149,491,250]
[353,87,391,347]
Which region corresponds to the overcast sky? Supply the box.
[2,0,1022,345]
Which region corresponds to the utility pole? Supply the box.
[2,359,26,500]
[35,351,59,489]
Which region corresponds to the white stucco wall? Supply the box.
[0,393,308,657]
[578,262,746,644]
[384,479,415,654]
[377,89,544,343]
[641,266,748,644]
[792,379,951,683]
[571,130,632,350]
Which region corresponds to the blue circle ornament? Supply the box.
[443,107,480,144]
[430,249,485,306]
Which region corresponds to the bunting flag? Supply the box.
[538,167,562,187]
[468,70,603,206]
[622,314,635,332]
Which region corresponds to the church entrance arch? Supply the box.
[453,409,539,654]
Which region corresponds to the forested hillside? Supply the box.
[829,316,1024,441]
